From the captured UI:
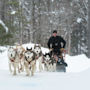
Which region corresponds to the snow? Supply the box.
[0,43,90,90]
[77,18,82,23]
[11,11,16,15]
[66,54,90,73]
[51,0,54,2]
[0,19,8,33]
[0,69,90,90]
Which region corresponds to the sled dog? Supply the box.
[43,53,56,72]
[34,44,43,72]
[24,48,36,76]
[8,47,21,75]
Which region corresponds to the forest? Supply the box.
[0,0,90,57]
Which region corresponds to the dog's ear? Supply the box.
[26,47,32,51]
[30,47,32,51]
[22,47,25,51]
[43,54,45,57]
[26,47,28,51]
[31,47,32,50]
[43,53,46,57]
[48,53,51,57]
[38,44,41,48]
[34,44,36,49]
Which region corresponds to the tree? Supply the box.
[88,0,90,58]
[0,23,12,45]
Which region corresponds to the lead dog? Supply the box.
[24,48,36,76]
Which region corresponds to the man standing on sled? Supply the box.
[47,30,68,67]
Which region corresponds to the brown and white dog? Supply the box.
[34,44,44,72]
[8,47,21,75]
[16,45,25,72]
[24,48,36,76]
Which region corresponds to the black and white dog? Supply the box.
[43,53,56,72]
[24,48,36,76]
[34,44,44,72]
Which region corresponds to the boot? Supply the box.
[61,59,68,67]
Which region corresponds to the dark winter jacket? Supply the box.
[47,36,66,50]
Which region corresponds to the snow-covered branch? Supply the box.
[0,19,8,33]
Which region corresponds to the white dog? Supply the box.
[34,44,43,72]
[24,48,36,76]
[8,47,20,75]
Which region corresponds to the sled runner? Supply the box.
[56,59,66,72]
[56,64,66,72]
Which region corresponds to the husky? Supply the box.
[43,53,56,72]
[24,48,36,76]
[8,47,21,75]
[34,44,43,72]
[16,45,25,72]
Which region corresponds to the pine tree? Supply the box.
[0,24,12,45]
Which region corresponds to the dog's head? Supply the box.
[16,45,25,56]
[43,53,51,62]
[8,47,16,59]
[34,44,42,55]
[24,50,35,62]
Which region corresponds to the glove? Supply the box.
[60,48,64,52]
[49,48,53,52]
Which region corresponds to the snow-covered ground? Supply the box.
[0,43,90,90]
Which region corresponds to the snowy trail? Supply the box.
[0,70,90,90]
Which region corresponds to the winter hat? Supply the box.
[53,30,57,33]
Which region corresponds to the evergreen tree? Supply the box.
[0,24,12,45]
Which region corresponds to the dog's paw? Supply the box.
[13,73,17,75]
[10,70,12,73]
[26,74,30,76]
[31,73,34,76]
[18,70,21,73]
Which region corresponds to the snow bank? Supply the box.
[0,50,8,70]
[66,54,90,73]
[0,46,7,52]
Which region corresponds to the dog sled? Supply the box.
[52,49,67,72]
[56,59,66,72]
